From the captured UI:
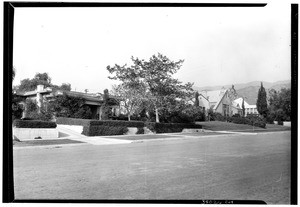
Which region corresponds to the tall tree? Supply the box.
[34,72,52,83]
[59,83,71,91]
[194,91,200,107]
[107,53,194,123]
[242,98,245,117]
[256,82,268,118]
[16,72,71,93]
[268,88,291,122]
[12,67,23,120]
[100,89,111,120]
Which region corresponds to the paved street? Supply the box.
[13,131,291,203]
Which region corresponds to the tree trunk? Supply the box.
[128,114,131,121]
[155,107,160,123]
[99,106,102,120]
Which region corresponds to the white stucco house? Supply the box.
[233,97,259,117]
[15,85,120,120]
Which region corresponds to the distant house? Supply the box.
[199,89,232,116]
[231,101,243,116]
[197,88,243,117]
[15,85,120,120]
[233,97,258,116]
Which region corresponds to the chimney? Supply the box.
[36,85,44,112]
[37,84,44,92]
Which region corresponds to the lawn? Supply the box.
[197,121,291,132]
[103,132,227,141]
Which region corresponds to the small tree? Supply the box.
[48,94,92,119]
[268,88,291,122]
[23,99,53,121]
[12,67,23,120]
[242,98,245,117]
[100,89,111,120]
[111,83,146,121]
[256,82,268,118]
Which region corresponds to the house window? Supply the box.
[222,104,229,116]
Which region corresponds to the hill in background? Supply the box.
[194,80,291,105]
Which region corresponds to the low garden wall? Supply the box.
[273,121,291,127]
[56,117,202,136]
[13,128,59,140]
[13,120,58,140]
[283,121,291,127]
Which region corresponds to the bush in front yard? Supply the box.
[13,120,57,128]
[136,127,144,134]
[82,125,128,136]
[88,120,145,128]
[208,111,226,122]
[227,115,266,128]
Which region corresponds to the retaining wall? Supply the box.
[13,127,59,141]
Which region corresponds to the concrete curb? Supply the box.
[13,143,90,150]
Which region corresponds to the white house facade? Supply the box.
[233,97,259,116]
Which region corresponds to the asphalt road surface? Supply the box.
[13,131,291,203]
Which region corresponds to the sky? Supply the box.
[12,2,291,93]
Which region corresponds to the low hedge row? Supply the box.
[13,120,57,128]
[227,116,266,128]
[82,125,128,136]
[56,117,145,127]
[57,117,202,135]
[56,117,92,126]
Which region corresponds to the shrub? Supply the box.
[12,102,23,121]
[136,127,144,134]
[227,115,266,128]
[13,120,57,128]
[227,117,252,125]
[209,112,226,121]
[27,109,53,121]
[277,120,284,125]
[82,125,128,136]
[232,114,241,118]
[253,120,266,128]
[160,105,205,123]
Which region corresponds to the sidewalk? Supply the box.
[56,125,132,145]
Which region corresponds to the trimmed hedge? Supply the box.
[89,120,144,127]
[82,125,128,136]
[13,120,57,128]
[56,117,144,127]
[56,117,202,135]
[227,116,266,128]
[56,117,92,126]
